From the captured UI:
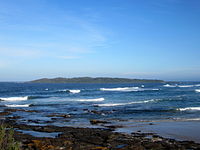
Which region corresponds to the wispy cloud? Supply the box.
[0,47,43,58]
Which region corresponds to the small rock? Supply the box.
[90,119,109,125]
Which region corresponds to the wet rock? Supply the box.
[90,110,103,115]
[0,111,11,116]
[90,119,109,125]
[1,118,200,150]
[6,116,21,119]
[91,146,109,150]
[47,114,71,118]
[104,125,123,129]
[4,108,38,113]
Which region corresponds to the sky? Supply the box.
[0,0,200,81]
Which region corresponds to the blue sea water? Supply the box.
[0,82,200,129]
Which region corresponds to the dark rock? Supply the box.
[47,114,71,118]
[0,111,11,116]
[1,117,200,150]
[149,123,154,125]
[90,120,109,125]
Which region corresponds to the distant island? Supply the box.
[29,77,164,83]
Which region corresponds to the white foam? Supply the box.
[5,104,30,107]
[58,89,68,92]
[150,88,159,91]
[0,96,29,101]
[100,87,141,92]
[195,89,200,93]
[45,88,49,91]
[177,107,200,111]
[77,98,105,102]
[97,99,156,107]
[163,84,177,87]
[183,118,200,121]
[69,90,80,94]
[178,85,194,88]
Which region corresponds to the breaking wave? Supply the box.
[100,87,140,92]
[100,87,158,92]
[5,104,30,107]
[69,90,80,94]
[163,84,177,87]
[0,96,29,101]
[177,107,200,111]
[178,85,194,88]
[77,98,105,102]
[57,89,68,92]
[195,89,200,93]
[164,84,200,88]
[0,96,49,101]
[57,89,81,93]
[96,99,157,107]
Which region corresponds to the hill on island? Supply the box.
[29,77,164,83]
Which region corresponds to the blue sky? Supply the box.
[0,0,200,81]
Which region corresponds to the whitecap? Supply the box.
[149,88,159,91]
[69,90,81,94]
[0,96,29,101]
[77,98,105,102]
[178,85,194,88]
[177,107,200,111]
[96,99,156,107]
[5,104,30,107]
[58,89,68,92]
[100,87,141,92]
[182,118,200,121]
[195,89,200,93]
[163,84,177,87]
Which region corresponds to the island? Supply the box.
[29,77,164,83]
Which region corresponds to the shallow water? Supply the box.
[0,82,200,135]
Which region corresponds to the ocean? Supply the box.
[0,82,200,130]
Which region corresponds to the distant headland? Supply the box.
[29,77,164,83]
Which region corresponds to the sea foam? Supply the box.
[77,98,104,102]
[5,104,30,107]
[164,84,200,88]
[0,96,29,101]
[177,107,200,111]
[178,85,194,88]
[163,84,177,87]
[58,89,81,93]
[96,99,156,107]
[69,90,81,94]
[195,89,200,93]
[100,87,141,92]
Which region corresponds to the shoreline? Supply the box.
[1,109,200,149]
[115,120,200,143]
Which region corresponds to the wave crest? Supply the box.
[0,96,29,101]
[5,104,30,107]
[96,99,156,107]
[195,89,200,93]
[77,98,105,102]
[177,107,200,111]
[57,89,81,93]
[69,90,80,94]
[100,87,141,92]
[163,84,177,87]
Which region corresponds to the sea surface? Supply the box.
[0,82,200,131]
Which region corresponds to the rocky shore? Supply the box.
[1,108,200,150]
